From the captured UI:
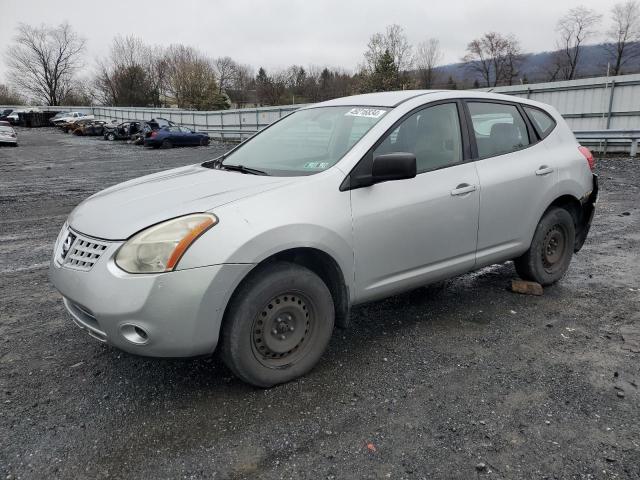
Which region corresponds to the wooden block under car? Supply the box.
[511,279,544,296]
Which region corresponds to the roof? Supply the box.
[308,90,443,108]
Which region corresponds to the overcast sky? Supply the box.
[0,0,613,80]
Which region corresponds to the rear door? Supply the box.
[180,126,195,145]
[466,101,558,267]
[350,101,480,302]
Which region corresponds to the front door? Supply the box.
[350,102,480,303]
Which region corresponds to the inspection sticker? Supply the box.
[345,108,386,118]
[303,162,330,169]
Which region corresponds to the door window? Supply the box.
[373,103,463,173]
[467,102,530,158]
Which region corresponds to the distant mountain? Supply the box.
[433,42,640,88]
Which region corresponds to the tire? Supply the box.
[220,261,335,387]
[106,132,116,141]
[161,139,173,149]
[514,207,576,286]
[199,137,208,146]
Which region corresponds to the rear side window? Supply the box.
[467,102,530,158]
[524,106,555,138]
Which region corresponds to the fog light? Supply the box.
[120,324,149,345]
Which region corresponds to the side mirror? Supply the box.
[371,152,417,184]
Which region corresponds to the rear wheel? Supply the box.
[514,207,575,286]
[161,139,173,149]
[220,262,335,387]
[105,132,116,141]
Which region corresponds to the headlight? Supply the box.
[115,213,217,273]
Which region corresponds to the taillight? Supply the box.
[578,146,595,172]
[150,131,157,138]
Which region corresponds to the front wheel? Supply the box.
[514,207,576,286]
[105,132,116,141]
[220,262,335,387]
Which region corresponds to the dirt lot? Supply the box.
[0,128,639,480]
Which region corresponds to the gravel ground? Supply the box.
[0,128,639,480]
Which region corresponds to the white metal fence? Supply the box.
[3,73,640,150]
[486,73,640,153]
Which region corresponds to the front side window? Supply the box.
[468,102,530,158]
[373,103,463,173]
[219,106,388,176]
[524,106,555,138]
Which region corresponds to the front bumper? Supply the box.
[49,229,253,357]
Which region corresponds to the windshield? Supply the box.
[218,106,388,176]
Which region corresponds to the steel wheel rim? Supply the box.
[541,224,567,273]
[251,292,315,368]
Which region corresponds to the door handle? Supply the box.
[450,183,477,196]
[535,166,554,176]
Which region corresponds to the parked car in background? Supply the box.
[72,120,110,136]
[103,121,143,141]
[49,90,598,387]
[0,125,18,146]
[144,126,210,148]
[132,118,179,145]
[6,110,22,125]
[60,118,94,133]
[50,112,94,126]
[0,109,14,121]
[49,111,71,125]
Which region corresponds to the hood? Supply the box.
[68,164,291,240]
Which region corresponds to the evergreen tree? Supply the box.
[364,49,400,92]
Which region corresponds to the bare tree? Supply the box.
[363,24,413,73]
[225,63,254,106]
[93,36,156,107]
[165,45,229,110]
[213,56,238,94]
[463,32,523,87]
[604,0,640,75]
[415,38,443,88]
[554,6,602,80]
[5,22,85,105]
[0,84,25,105]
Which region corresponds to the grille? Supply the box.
[58,229,109,271]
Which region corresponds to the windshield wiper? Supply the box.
[219,164,269,176]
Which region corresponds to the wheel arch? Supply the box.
[539,193,590,252]
[221,247,351,331]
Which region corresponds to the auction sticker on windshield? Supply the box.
[345,108,386,118]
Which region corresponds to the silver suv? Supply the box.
[50,90,598,387]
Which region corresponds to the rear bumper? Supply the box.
[575,174,598,252]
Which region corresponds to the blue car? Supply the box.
[144,126,210,148]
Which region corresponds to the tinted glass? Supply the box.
[180,127,192,133]
[373,103,463,173]
[468,102,530,157]
[222,106,388,176]
[524,106,555,138]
